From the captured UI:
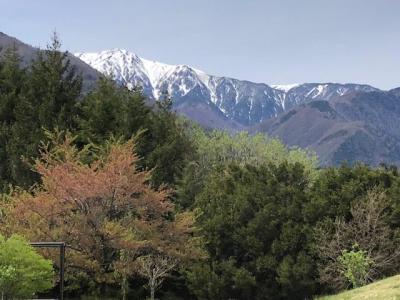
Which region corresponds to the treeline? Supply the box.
[0,36,400,300]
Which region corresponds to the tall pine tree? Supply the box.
[3,33,82,188]
[0,46,26,190]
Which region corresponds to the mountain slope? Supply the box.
[256,91,400,166]
[317,275,400,300]
[0,32,99,91]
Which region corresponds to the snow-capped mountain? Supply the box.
[75,49,379,127]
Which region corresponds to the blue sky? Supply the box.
[1,0,399,89]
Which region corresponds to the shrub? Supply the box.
[0,234,54,298]
[338,245,372,288]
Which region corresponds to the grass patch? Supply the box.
[316,275,400,300]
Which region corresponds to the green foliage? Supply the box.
[0,33,82,189]
[0,47,26,190]
[313,188,400,293]
[191,129,318,174]
[78,82,193,187]
[142,97,194,187]
[185,160,400,299]
[27,32,82,131]
[189,162,316,299]
[78,77,150,144]
[186,260,256,300]
[176,128,318,209]
[338,245,372,288]
[305,163,400,223]
[0,234,54,298]
[310,167,400,295]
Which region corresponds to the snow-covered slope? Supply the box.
[75,49,380,127]
[271,83,301,92]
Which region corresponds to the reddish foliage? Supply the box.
[5,133,198,286]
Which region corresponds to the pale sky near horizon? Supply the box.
[1,0,399,90]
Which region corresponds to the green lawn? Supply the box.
[317,275,400,300]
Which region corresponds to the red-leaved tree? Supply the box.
[3,132,200,294]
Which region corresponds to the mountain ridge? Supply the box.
[255,90,400,166]
[75,49,380,127]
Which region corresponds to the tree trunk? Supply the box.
[121,275,127,300]
[150,286,155,300]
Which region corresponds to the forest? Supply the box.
[0,36,399,300]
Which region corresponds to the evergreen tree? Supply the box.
[305,163,400,223]
[0,46,26,190]
[4,33,82,188]
[79,85,193,188]
[188,162,316,300]
[78,77,150,145]
[142,94,194,188]
[27,32,81,131]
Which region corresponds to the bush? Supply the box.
[0,234,54,298]
[338,245,372,288]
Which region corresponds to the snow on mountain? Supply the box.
[271,83,300,92]
[140,58,176,87]
[75,49,210,101]
[75,49,380,127]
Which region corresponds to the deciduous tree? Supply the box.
[4,131,199,295]
[314,189,400,291]
[137,254,177,300]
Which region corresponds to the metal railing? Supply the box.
[30,242,65,300]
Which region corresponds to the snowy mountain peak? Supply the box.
[75,49,380,127]
[75,49,210,98]
[76,48,141,65]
